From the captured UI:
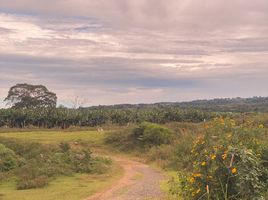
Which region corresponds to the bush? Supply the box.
[106,122,173,151]
[0,144,18,172]
[177,118,268,200]
[69,148,93,173]
[134,122,173,147]
[0,138,112,190]
[16,164,49,190]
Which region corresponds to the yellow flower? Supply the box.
[231,168,237,174]
[211,154,216,160]
[201,161,206,166]
[230,120,236,126]
[222,154,227,160]
[220,118,225,125]
[196,189,201,194]
[193,173,202,177]
[189,177,195,183]
[259,124,264,129]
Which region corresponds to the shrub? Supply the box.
[135,122,173,147]
[106,122,173,151]
[59,142,70,152]
[0,144,18,172]
[16,164,49,190]
[0,138,112,190]
[90,157,112,174]
[69,148,93,173]
[147,145,175,169]
[178,118,268,200]
[105,128,134,150]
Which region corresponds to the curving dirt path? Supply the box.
[86,157,166,200]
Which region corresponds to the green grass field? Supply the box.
[0,130,107,145]
[0,164,123,200]
[0,129,123,200]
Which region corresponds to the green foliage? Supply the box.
[69,148,93,173]
[59,142,71,152]
[4,83,57,109]
[0,139,112,190]
[147,145,176,169]
[146,122,198,170]
[0,106,215,128]
[16,164,50,190]
[0,144,19,172]
[106,122,173,151]
[0,96,268,129]
[134,122,173,147]
[177,118,268,200]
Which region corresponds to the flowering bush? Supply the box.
[179,118,268,200]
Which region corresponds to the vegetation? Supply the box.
[0,106,214,128]
[1,84,268,199]
[167,118,268,200]
[0,144,19,172]
[4,84,57,109]
[105,116,268,199]
[0,165,123,200]
[177,96,268,112]
[106,122,173,150]
[0,138,111,190]
[0,130,106,145]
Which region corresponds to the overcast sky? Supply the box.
[0,0,268,107]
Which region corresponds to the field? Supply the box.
[0,115,267,200]
[0,167,123,200]
[0,130,106,145]
[0,129,124,200]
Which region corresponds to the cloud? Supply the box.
[0,1,267,106]
[1,0,268,35]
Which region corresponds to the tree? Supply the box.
[4,83,57,109]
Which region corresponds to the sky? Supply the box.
[0,0,268,107]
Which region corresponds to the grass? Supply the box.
[0,130,107,146]
[0,129,124,200]
[160,171,181,200]
[0,162,123,200]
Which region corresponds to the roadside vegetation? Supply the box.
[105,116,268,199]
[0,83,268,199]
[0,138,112,190]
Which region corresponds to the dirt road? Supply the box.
[86,157,166,200]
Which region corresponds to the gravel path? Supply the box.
[86,157,166,200]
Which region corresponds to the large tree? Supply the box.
[4,83,57,109]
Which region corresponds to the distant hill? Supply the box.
[85,96,268,113]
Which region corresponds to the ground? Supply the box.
[87,157,166,200]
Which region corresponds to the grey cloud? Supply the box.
[0,27,14,34]
[0,1,268,106]
[0,53,203,89]
[1,0,268,35]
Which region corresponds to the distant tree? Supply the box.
[4,83,57,109]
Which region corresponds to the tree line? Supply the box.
[3,83,265,129]
[0,106,215,128]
